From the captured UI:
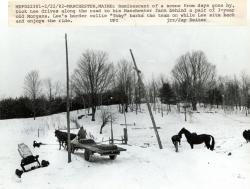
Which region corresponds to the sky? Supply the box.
[0,1,250,98]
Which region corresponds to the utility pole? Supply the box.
[109,96,114,144]
[65,33,71,163]
[110,113,114,144]
[129,49,163,149]
[123,110,128,144]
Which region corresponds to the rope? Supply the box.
[33,141,58,148]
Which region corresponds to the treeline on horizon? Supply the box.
[0,92,121,120]
[0,49,250,120]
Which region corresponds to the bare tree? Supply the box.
[71,83,85,110]
[99,109,112,134]
[233,75,241,110]
[44,78,63,114]
[223,76,240,110]
[132,71,145,113]
[116,59,133,113]
[54,81,63,98]
[219,74,250,113]
[24,70,42,120]
[44,78,52,101]
[240,72,250,115]
[148,76,159,112]
[172,50,216,110]
[72,50,114,121]
[45,79,62,100]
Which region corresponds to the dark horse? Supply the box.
[178,128,215,151]
[55,130,76,150]
[243,130,250,142]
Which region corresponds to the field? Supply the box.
[0,105,249,189]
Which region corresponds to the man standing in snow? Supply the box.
[78,127,87,141]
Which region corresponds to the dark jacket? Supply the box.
[78,128,87,140]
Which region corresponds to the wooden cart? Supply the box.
[71,138,126,161]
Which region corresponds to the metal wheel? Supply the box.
[84,150,91,161]
[109,155,117,160]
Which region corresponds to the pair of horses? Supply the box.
[172,128,215,151]
[54,130,76,150]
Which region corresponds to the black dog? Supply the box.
[15,169,23,178]
[33,141,43,148]
[243,130,250,142]
[41,160,50,167]
[171,134,182,152]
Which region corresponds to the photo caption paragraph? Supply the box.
[8,0,246,26]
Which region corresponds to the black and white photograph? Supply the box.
[0,0,250,189]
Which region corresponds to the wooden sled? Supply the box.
[18,143,41,172]
[71,138,126,161]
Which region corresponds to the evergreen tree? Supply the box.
[159,82,176,105]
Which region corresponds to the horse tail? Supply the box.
[210,135,215,151]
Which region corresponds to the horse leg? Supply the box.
[174,141,178,152]
[206,144,209,149]
[204,140,209,149]
[205,141,209,149]
[65,141,68,150]
[190,143,193,149]
[63,140,67,149]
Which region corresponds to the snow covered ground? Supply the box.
[0,105,250,189]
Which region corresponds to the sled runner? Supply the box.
[18,143,41,172]
[71,137,126,161]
